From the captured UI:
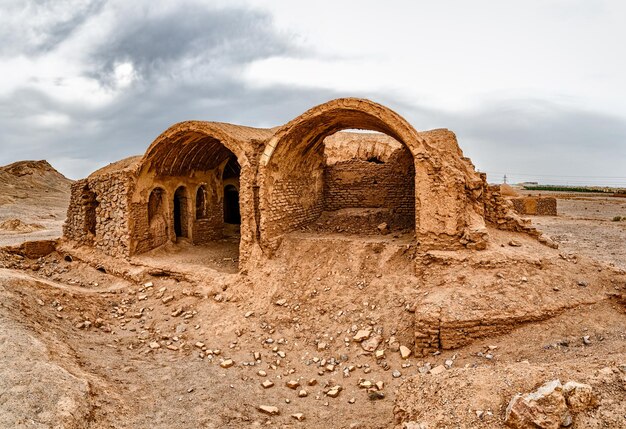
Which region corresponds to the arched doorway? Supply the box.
[224,185,241,224]
[258,98,427,248]
[173,186,189,239]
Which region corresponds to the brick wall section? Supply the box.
[64,172,133,258]
[263,165,325,240]
[414,306,561,356]
[483,185,541,237]
[192,193,223,245]
[323,150,415,229]
[511,197,557,216]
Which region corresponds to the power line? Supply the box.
[485,171,626,180]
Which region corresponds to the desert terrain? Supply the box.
[0,162,624,429]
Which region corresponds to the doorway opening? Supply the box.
[173,186,189,239]
[224,185,241,224]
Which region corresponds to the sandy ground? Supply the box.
[526,192,626,271]
[0,178,624,428]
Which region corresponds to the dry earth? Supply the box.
[0,163,624,429]
[0,160,71,246]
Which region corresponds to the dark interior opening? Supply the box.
[224,185,241,224]
[174,186,188,238]
[82,185,98,235]
[222,156,241,180]
[366,156,385,164]
[195,185,207,219]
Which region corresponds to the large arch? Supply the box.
[257,98,476,250]
[132,121,271,262]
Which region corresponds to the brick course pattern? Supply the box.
[511,197,557,216]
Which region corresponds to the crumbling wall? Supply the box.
[483,185,540,237]
[64,172,133,258]
[511,197,557,216]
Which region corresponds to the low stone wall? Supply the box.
[483,185,541,236]
[511,197,557,216]
[64,172,133,258]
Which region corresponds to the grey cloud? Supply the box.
[0,2,334,178]
[0,0,105,56]
[89,4,295,85]
[1,1,624,187]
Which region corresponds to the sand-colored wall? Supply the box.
[64,97,539,266]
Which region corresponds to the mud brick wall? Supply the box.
[483,185,540,237]
[131,172,226,254]
[323,152,415,228]
[414,306,557,356]
[64,172,133,258]
[262,166,325,240]
[192,195,224,245]
[64,179,91,244]
[511,197,557,216]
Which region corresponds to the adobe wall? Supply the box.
[260,149,326,244]
[323,141,415,230]
[130,163,231,255]
[482,185,541,237]
[64,171,133,258]
[511,196,557,216]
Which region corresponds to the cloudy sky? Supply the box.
[1,0,625,186]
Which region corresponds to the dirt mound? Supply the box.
[0,218,45,233]
[500,183,519,197]
[0,160,72,196]
[0,275,94,429]
[0,160,72,246]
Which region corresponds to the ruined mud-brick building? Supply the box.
[64,98,536,265]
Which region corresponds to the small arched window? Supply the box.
[196,185,208,219]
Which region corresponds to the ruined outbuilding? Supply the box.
[63,98,538,267]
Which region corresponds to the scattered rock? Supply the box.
[368,391,385,401]
[286,380,300,389]
[377,222,390,235]
[562,381,596,412]
[505,380,570,429]
[361,335,382,352]
[429,365,446,375]
[262,380,274,389]
[508,240,522,247]
[399,345,412,359]
[220,359,234,369]
[326,386,341,398]
[291,413,305,421]
[258,405,279,415]
[353,329,372,342]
